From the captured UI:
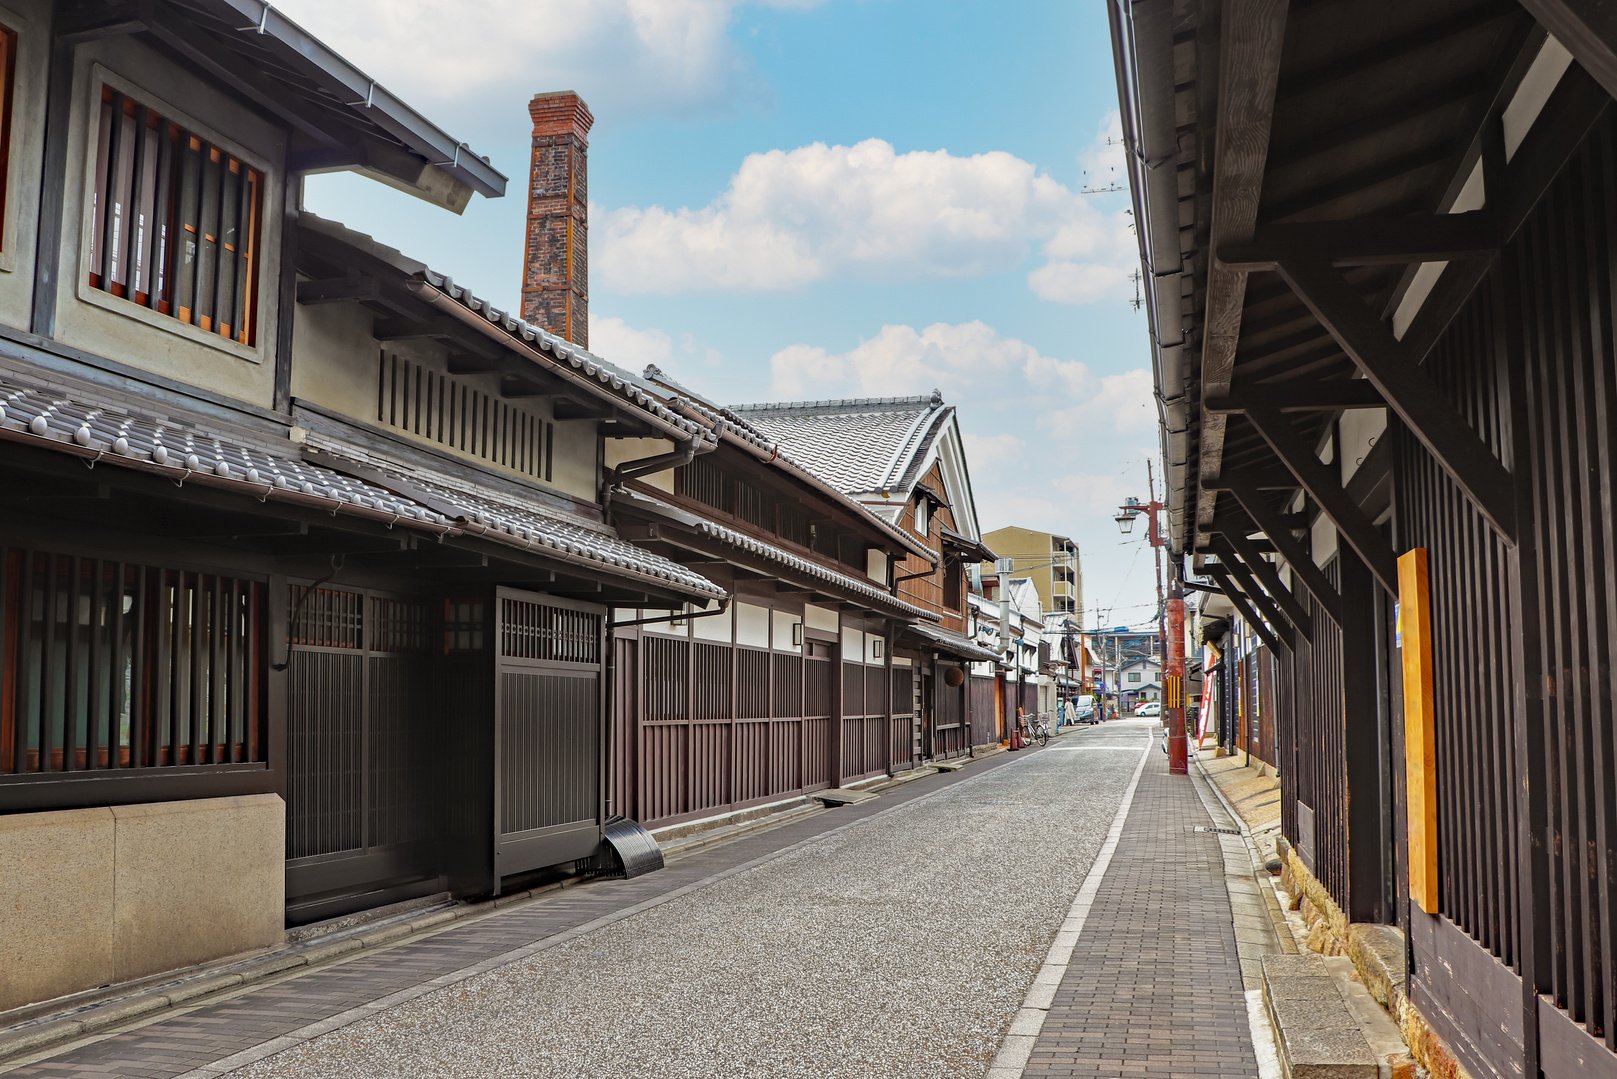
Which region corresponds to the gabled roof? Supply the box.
[636,367,936,563]
[727,392,951,497]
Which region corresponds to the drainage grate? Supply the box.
[1195,825,1242,836]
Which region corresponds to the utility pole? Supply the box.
[1114,460,1186,775]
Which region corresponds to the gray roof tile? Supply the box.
[727,393,951,497]
[0,372,723,601]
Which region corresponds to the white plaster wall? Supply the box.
[692,603,732,642]
[841,626,864,661]
[735,603,770,649]
[1339,406,1389,487]
[1311,511,1339,566]
[772,608,802,654]
[805,604,839,634]
[866,548,889,585]
[603,437,676,493]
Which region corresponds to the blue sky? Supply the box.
[277,0,1164,628]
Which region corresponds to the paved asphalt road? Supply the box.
[232,722,1152,1079]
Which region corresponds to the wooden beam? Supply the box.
[1274,258,1518,542]
[1210,551,1295,649]
[1398,548,1439,913]
[1206,567,1286,656]
[1211,532,1312,641]
[1195,0,1291,534]
[1518,0,1617,103]
[1207,379,1384,413]
[1219,476,1341,622]
[554,398,616,421]
[1219,211,1498,270]
[296,276,380,305]
[1236,400,1399,593]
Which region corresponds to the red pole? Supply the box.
[1165,585,1188,774]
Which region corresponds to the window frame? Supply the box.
[0,20,16,259]
[75,64,272,363]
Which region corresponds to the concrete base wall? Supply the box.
[0,794,284,1012]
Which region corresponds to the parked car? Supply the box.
[1073,695,1097,724]
[1134,701,1162,717]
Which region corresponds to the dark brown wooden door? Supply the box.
[492,588,606,879]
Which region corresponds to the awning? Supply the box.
[939,526,998,563]
[0,371,724,604]
[900,622,1005,663]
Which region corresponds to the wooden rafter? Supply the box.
[1518,0,1617,103]
[1206,567,1286,655]
[1210,546,1296,648]
[1274,257,1518,542]
[1229,403,1399,594]
[1210,532,1312,642]
[1219,211,1498,270]
[1206,380,1384,413]
[1195,0,1291,538]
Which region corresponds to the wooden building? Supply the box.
[603,381,1002,831]
[0,2,724,1012]
[1117,2,1617,1076]
[727,392,1010,760]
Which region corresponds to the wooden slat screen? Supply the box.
[376,352,554,482]
[1,546,263,777]
[88,86,261,345]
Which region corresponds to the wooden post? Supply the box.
[1398,548,1438,914]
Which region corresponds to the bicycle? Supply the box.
[1018,710,1050,748]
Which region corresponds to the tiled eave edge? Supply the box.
[616,488,938,624]
[0,391,724,604]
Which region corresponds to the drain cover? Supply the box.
[1195,825,1243,836]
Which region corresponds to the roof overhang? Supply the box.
[110,0,506,209]
[1113,0,1592,644]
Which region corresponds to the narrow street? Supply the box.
[2,721,1263,1079]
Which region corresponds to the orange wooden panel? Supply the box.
[1399,548,1439,914]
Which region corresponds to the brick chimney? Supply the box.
[522,91,594,348]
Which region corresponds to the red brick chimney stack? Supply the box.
[522,91,594,349]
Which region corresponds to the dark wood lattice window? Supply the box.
[1,547,264,776]
[88,86,263,345]
[376,352,553,481]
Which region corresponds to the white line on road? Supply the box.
[985,734,1154,1079]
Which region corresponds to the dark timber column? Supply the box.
[1340,549,1388,923]
[523,91,593,347]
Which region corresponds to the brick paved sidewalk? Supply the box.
[1,750,1027,1079]
[1021,751,1259,1079]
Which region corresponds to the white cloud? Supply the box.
[597,138,1136,302]
[272,0,810,118]
[591,316,723,373]
[768,322,1154,437]
[962,432,1025,471]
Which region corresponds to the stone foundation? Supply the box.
[0,795,284,1012]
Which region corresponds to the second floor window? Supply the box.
[1128,672,1142,683]
[88,86,263,346]
[0,26,14,252]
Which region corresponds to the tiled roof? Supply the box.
[639,367,936,563]
[727,392,952,497]
[618,488,938,622]
[297,216,710,444]
[0,372,724,601]
[901,622,1005,662]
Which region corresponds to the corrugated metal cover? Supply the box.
[596,817,665,879]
